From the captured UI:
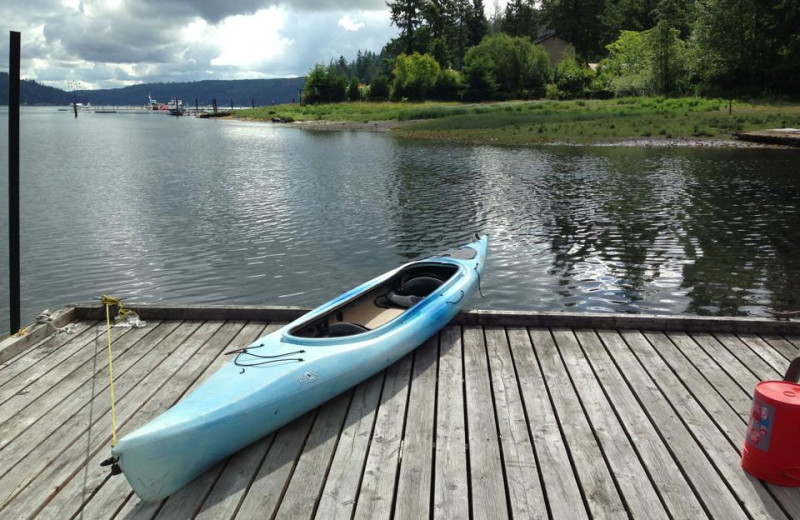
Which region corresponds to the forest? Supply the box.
[302,0,800,103]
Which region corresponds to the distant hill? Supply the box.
[77,78,306,107]
[0,75,306,106]
[0,73,74,105]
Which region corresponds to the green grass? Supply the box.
[235,101,465,123]
[233,98,800,145]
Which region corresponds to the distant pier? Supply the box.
[68,105,238,116]
[735,128,800,147]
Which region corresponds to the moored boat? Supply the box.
[109,235,488,501]
[166,98,184,115]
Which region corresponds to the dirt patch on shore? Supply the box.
[583,137,788,148]
[584,137,789,148]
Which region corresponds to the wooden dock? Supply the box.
[1,305,799,519]
[734,128,800,147]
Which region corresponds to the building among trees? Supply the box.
[533,34,571,66]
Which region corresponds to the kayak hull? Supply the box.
[112,236,487,501]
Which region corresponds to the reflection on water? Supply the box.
[0,107,799,329]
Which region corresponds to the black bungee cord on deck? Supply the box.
[224,344,306,372]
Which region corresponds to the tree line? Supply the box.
[302,0,800,103]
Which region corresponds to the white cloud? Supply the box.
[209,7,294,68]
[2,0,397,89]
[337,15,365,31]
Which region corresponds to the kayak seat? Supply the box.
[403,275,444,296]
[380,275,445,309]
[326,322,370,337]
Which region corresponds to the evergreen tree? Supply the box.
[348,76,361,101]
[501,0,539,39]
[541,0,606,59]
[388,0,426,54]
[369,74,391,100]
[467,0,490,46]
[450,0,472,68]
[692,0,800,94]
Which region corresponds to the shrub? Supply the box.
[368,74,390,101]
[432,68,463,101]
[347,76,360,101]
[392,52,441,101]
[462,51,498,100]
[553,51,595,99]
[302,64,348,104]
[462,33,552,100]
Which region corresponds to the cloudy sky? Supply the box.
[0,0,453,90]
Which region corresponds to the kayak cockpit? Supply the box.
[289,263,459,338]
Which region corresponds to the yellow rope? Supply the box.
[101,295,119,447]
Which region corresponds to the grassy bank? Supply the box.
[233,101,464,124]
[233,98,800,145]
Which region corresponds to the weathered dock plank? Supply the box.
[432,326,469,520]
[531,328,627,519]
[0,319,93,385]
[274,390,352,519]
[235,411,317,519]
[483,327,547,520]
[0,307,77,364]
[0,321,207,509]
[506,327,587,520]
[597,329,750,519]
[33,322,247,520]
[0,322,160,437]
[394,337,437,520]
[462,326,508,520]
[315,372,384,520]
[665,331,753,421]
[553,328,669,520]
[621,330,788,520]
[576,330,707,519]
[645,333,800,519]
[352,353,412,520]
[758,333,800,361]
[0,321,128,406]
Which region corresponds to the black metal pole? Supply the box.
[9,31,21,334]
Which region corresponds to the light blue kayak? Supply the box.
[110,236,488,501]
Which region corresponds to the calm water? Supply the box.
[1,107,799,330]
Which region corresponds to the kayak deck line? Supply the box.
[1,310,798,518]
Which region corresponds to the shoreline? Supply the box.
[228,98,800,149]
[233,117,793,149]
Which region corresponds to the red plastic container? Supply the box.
[741,358,800,487]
